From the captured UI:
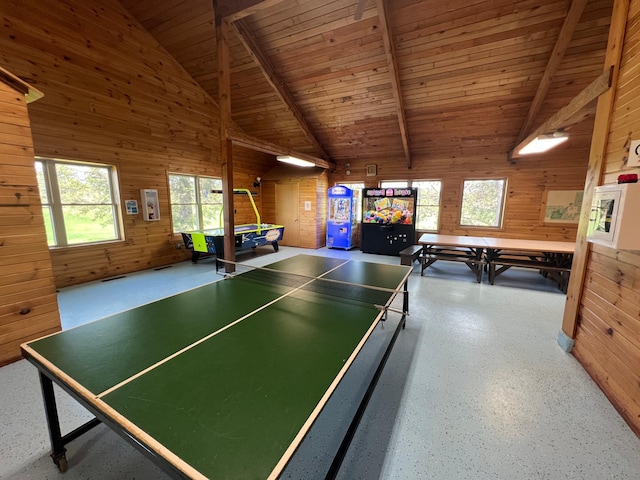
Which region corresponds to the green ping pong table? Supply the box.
[21,254,411,479]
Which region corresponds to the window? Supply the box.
[380,180,442,231]
[380,180,409,188]
[413,180,441,231]
[169,174,222,232]
[460,179,507,227]
[337,182,364,221]
[35,158,122,246]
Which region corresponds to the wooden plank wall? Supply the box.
[0,0,277,288]
[0,81,61,365]
[329,135,591,241]
[571,0,640,437]
[261,169,329,249]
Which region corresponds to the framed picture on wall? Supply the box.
[125,200,138,215]
[542,190,583,224]
[366,164,377,176]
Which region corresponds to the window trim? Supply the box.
[412,179,443,232]
[459,177,507,229]
[168,172,223,233]
[36,157,123,247]
[379,180,409,188]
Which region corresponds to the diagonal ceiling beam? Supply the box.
[233,19,330,160]
[376,0,412,169]
[229,129,333,170]
[354,0,367,20]
[509,67,612,161]
[516,0,589,143]
[214,0,286,22]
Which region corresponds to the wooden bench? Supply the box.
[488,258,572,291]
[418,246,485,282]
[400,245,423,267]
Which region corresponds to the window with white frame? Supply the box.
[168,173,223,232]
[413,180,441,231]
[380,180,442,231]
[380,180,409,188]
[35,158,122,246]
[460,178,507,228]
[337,181,364,221]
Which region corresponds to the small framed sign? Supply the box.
[366,164,377,176]
[125,200,138,215]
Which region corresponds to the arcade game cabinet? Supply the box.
[361,187,416,255]
[326,185,358,249]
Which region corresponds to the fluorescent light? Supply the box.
[276,155,315,167]
[518,132,569,155]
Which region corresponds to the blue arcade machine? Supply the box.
[326,185,358,249]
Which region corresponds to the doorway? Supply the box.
[275,183,299,246]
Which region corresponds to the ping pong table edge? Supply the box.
[20,343,203,478]
[20,263,412,480]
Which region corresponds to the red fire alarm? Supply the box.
[617,173,638,184]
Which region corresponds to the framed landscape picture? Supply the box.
[542,190,583,224]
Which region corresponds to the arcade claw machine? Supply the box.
[361,188,417,255]
[326,185,358,249]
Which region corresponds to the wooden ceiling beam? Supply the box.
[354,0,367,20]
[509,67,612,161]
[516,0,589,143]
[0,67,43,103]
[229,129,334,170]
[213,0,286,23]
[233,18,330,160]
[376,0,412,169]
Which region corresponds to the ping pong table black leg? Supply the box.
[402,279,409,329]
[39,372,68,472]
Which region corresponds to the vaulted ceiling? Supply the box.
[119,0,613,168]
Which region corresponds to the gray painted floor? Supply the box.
[2,247,640,479]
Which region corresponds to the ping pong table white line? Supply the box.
[218,258,407,295]
[267,267,411,480]
[96,259,353,399]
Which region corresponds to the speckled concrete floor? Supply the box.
[2,247,640,479]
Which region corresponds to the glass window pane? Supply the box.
[199,177,223,204]
[413,180,441,231]
[172,204,198,232]
[202,204,223,229]
[460,179,506,227]
[169,175,197,204]
[414,181,441,204]
[35,161,48,203]
[416,206,439,230]
[380,181,409,188]
[57,163,111,204]
[42,206,55,246]
[62,205,117,244]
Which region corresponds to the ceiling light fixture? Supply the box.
[517,131,569,155]
[276,155,315,167]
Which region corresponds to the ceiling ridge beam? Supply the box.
[233,18,330,160]
[516,0,589,143]
[509,67,612,161]
[376,0,412,169]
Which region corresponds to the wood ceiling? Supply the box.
[119,0,613,168]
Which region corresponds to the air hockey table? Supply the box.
[181,188,284,263]
[182,223,285,263]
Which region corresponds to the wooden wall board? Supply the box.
[569,0,640,437]
[0,0,279,288]
[0,76,61,366]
